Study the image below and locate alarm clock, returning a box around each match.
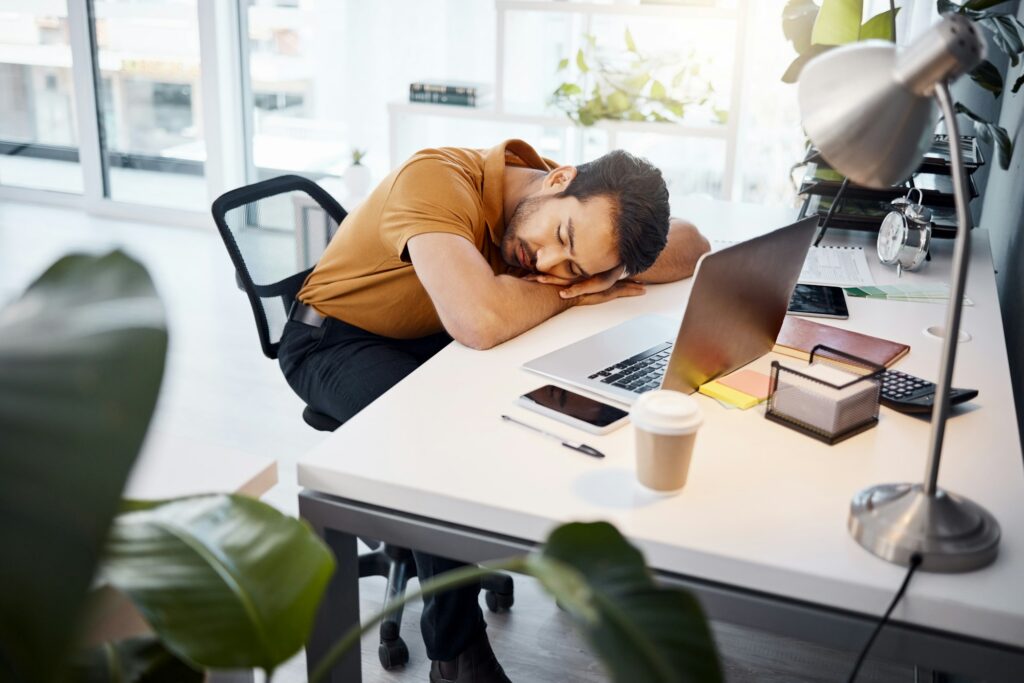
[877,188,932,277]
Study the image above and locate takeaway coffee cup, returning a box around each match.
[630,390,703,493]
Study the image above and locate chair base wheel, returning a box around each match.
[485,589,514,613]
[378,638,409,670]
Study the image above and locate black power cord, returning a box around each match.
[813,177,850,247]
[845,554,924,683]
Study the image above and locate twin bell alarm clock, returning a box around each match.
[877,187,932,276]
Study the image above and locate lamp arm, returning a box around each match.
[923,82,973,496]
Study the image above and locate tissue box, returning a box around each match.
[766,347,883,444]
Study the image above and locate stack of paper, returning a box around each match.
[845,284,973,305]
[800,246,875,287]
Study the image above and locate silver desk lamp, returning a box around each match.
[798,14,1000,572]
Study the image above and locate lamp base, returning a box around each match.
[849,483,1000,572]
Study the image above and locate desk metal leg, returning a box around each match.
[303,509,361,683]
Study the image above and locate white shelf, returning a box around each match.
[388,101,729,140]
[496,0,736,21]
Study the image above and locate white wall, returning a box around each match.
[978,1,1024,440]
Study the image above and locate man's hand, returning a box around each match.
[525,264,628,299]
[569,279,646,306]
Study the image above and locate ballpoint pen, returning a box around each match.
[500,414,605,459]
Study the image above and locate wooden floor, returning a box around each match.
[0,201,939,682]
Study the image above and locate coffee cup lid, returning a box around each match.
[630,390,703,435]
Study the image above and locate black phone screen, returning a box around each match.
[787,284,850,319]
[521,385,629,427]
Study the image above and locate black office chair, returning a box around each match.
[211,174,514,670]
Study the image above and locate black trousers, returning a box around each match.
[278,315,485,662]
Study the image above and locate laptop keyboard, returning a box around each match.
[588,342,673,394]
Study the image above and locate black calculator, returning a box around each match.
[880,369,978,415]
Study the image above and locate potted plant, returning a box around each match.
[343,147,372,198]
[0,252,724,682]
[782,0,1022,169]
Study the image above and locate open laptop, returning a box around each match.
[522,216,819,404]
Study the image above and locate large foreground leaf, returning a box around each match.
[530,523,722,683]
[71,637,202,683]
[102,494,335,675]
[0,252,167,682]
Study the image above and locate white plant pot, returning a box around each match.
[343,164,372,198]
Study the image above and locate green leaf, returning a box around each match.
[982,14,1023,66]
[557,57,569,71]
[0,251,167,683]
[314,522,722,683]
[555,82,583,97]
[625,27,637,52]
[607,91,631,113]
[782,0,820,54]
[102,494,335,674]
[782,44,835,83]
[576,48,589,73]
[955,101,1014,169]
[969,59,1004,97]
[650,79,667,100]
[713,107,729,124]
[859,7,900,41]
[1013,72,1024,93]
[625,73,651,92]
[811,0,864,46]
[71,637,202,683]
[531,523,722,682]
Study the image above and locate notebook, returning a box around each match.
[773,316,910,368]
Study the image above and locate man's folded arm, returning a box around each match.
[407,232,642,350]
[631,218,710,284]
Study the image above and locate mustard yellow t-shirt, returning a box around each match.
[298,139,557,339]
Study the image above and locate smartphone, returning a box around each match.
[787,283,850,319]
[517,385,630,435]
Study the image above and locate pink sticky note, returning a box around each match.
[718,369,771,400]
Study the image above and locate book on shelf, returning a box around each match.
[409,80,493,107]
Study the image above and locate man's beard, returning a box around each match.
[501,195,546,270]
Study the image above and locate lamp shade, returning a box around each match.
[798,15,984,189]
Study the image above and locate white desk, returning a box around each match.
[297,199,1023,681]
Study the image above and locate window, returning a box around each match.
[92,0,207,209]
[0,4,82,193]
[242,0,497,187]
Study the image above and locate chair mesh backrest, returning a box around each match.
[212,175,346,359]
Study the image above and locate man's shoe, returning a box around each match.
[428,632,512,683]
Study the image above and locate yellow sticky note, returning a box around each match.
[699,380,763,410]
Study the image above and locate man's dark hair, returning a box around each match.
[557,149,670,276]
